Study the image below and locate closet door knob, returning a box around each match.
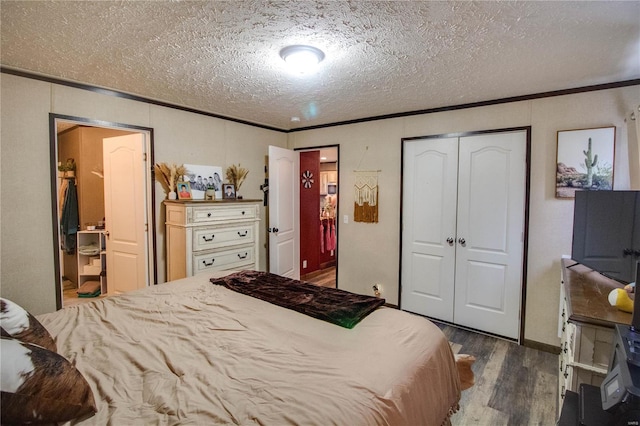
[458,238,466,245]
[446,237,454,245]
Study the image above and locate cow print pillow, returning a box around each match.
[0,337,97,424]
[0,298,56,352]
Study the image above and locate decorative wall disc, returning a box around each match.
[301,170,314,188]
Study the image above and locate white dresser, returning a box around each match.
[557,258,632,410]
[164,200,261,281]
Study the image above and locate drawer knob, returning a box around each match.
[202,259,215,267]
[202,234,215,242]
[238,231,248,237]
[241,211,245,215]
[207,213,212,217]
[238,253,248,260]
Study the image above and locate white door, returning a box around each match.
[454,131,527,339]
[401,137,458,321]
[268,145,300,279]
[401,130,526,340]
[103,134,149,294]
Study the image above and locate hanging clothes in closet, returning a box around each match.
[320,218,336,253]
[60,178,79,254]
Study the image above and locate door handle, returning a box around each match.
[268,227,279,233]
[446,237,454,245]
[458,238,466,245]
[104,231,110,238]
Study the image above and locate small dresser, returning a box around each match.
[557,258,632,410]
[164,200,261,281]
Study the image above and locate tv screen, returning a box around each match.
[571,190,640,284]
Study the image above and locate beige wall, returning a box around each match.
[0,73,286,315]
[1,71,638,346]
[289,85,640,346]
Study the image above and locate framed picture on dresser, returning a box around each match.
[177,181,192,200]
[223,183,236,199]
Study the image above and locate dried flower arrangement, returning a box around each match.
[154,162,186,195]
[225,164,249,192]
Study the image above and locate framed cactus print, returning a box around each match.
[556,126,615,198]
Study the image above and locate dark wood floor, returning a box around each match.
[440,323,558,425]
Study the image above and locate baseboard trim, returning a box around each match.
[523,339,561,355]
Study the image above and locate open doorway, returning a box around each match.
[50,114,156,309]
[298,146,338,289]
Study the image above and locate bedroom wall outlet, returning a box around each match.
[302,260,307,269]
[372,284,382,298]
[344,215,349,224]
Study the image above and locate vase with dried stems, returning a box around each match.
[225,164,249,199]
[154,163,186,200]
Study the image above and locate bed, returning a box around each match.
[3,271,461,425]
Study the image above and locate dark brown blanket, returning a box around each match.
[210,270,386,328]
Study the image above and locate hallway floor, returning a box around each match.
[301,266,336,288]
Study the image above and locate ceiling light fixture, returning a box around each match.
[280,45,325,74]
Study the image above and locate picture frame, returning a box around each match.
[222,183,236,199]
[556,126,615,198]
[183,164,224,200]
[177,181,192,200]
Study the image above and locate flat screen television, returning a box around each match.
[571,190,640,284]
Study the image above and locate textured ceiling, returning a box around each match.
[2,1,639,131]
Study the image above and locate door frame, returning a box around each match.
[399,126,531,342]
[295,144,340,288]
[48,113,156,309]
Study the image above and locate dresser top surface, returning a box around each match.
[562,258,632,328]
[164,199,261,205]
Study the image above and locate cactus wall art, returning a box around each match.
[556,127,615,198]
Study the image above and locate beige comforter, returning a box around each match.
[38,272,460,425]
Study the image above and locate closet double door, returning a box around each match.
[401,130,527,340]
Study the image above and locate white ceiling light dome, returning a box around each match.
[280,45,325,74]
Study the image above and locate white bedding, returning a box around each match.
[38,272,460,425]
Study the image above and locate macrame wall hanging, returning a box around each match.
[354,170,379,223]
[353,146,380,223]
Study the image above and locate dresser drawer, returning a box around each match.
[193,225,255,252]
[191,205,257,223]
[193,246,255,273]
